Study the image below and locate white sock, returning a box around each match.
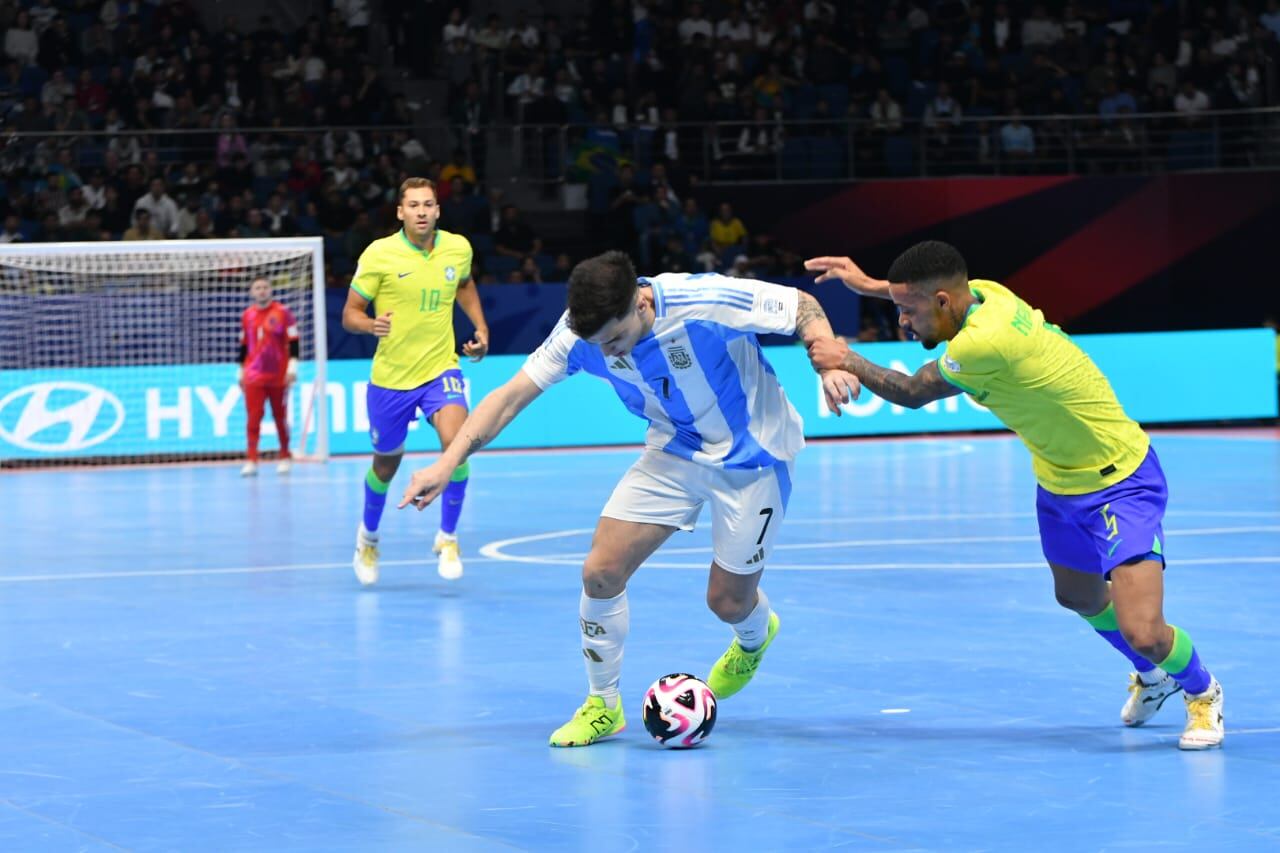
[731,588,771,651]
[580,589,628,707]
[357,524,378,545]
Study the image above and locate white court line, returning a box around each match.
[780,510,1280,525]
[480,525,1280,563]
[5,554,1279,584]
[10,520,1279,584]
[0,557,501,584]
[608,525,1280,557]
[466,556,1280,571]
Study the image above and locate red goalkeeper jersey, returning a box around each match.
[241,301,298,386]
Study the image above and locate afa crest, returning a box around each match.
[667,345,692,369]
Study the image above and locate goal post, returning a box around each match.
[0,237,328,466]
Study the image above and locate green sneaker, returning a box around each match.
[707,612,779,699]
[548,695,626,747]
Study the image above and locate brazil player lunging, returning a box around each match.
[398,251,860,746]
[342,177,489,585]
[807,241,1223,750]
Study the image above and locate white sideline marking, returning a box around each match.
[0,557,501,584]
[479,524,1280,566]
[8,523,1278,584]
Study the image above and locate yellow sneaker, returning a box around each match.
[352,524,379,587]
[548,695,626,747]
[1179,678,1224,750]
[706,611,779,699]
[433,531,463,580]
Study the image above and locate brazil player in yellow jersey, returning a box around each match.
[342,177,489,585]
[806,241,1223,750]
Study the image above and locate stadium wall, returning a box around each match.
[714,172,1280,332]
[323,173,1278,362]
[2,330,1274,462]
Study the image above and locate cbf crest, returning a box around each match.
[444,266,457,282]
[666,345,692,369]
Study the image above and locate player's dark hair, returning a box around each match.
[398,176,437,202]
[566,251,638,338]
[887,241,968,287]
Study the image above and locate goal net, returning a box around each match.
[0,238,328,466]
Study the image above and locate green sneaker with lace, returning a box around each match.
[707,611,779,699]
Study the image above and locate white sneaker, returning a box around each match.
[240,462,258,477]
[1121,670,1182,727]
[433,530,463,580]
[276,458,292,474]
[1179,678,1224,750]
[352,524,380,587]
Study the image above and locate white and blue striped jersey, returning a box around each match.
[521,273,805,470]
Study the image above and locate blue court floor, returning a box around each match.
[2,430,1278,851]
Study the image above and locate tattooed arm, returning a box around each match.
[400,370,544,509]
[808,338,962,409]
[794,290,837,347]
[793,290,865,415]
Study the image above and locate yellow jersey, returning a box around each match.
[937,280,1149,495]
[709,216,747,249]
[350,229,473,390]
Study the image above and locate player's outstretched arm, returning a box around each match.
[804,256,892,299]
[398,370,544,510]
[808,339,960,409]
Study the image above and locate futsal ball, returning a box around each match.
[641,673,717,748]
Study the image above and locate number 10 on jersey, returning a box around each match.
[420,289,441,311]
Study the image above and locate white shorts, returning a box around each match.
[600,450,794,574]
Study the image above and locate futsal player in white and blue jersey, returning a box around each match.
[399,251,860,747]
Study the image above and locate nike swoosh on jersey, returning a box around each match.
[398,271,412,278]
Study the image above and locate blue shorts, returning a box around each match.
[366,369,468,454]
[1036,446,1167,576]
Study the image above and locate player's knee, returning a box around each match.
[706,587,753,623]
[1120,620,1170,660]
[1054,589,1105,614]
[372,456,401,482]
[581,556,628,598]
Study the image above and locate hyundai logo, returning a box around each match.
[0,382,125,452]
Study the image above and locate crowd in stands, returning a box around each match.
[0,0,424,279]
[430,0,1279,276]
[3,1,1279,296]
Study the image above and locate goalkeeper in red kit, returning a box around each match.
[238,275,299,476]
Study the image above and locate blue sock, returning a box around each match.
[440,461,469,535]
[1159,626,1213,695]
[363,468,390,533]
[1081,602,1157,673]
